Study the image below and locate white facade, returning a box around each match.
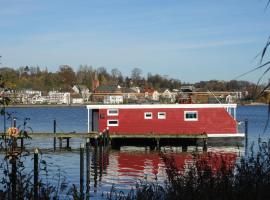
[103,95,123,104]
[72,85,90,102]
[48,91,71,104]
[72,98,84,104]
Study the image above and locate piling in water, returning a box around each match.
[53,119,56,151]
[11,157,17,200]
[34,148,39,200]
[80,143,84,200]
[86,139,90,200]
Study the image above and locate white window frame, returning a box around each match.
[184,111,198,121]
[107,119,119,126]
[144,112,152,119]
[107,109,119,116]
[158,112,166,119]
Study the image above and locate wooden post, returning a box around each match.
[80,143,84,200]
[11,157,17,200]
[156,138,160,150]
[34,148,39,200]
[105,127,109,146]
[53,119,56,151]
[93,143,98,191]
[59,138,62,149]
[203,138,207,152]
[86,139,90,200]
[20,138,24,150]
[66,138,70,149]
[13,118,16,127]
[245,119,248,151]
[99,145,103,180]
[182,145,187,152]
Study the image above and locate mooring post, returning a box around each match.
[80,143,85,200]
[93,142,98,191]
[245,119,248,151]
[66,138,70,149]
[99,144,103,180]
[34,148,39,200]
[59,137,62,149]
[11,157,17,200]
[53,119,56,151]
[86,139,90,200]
[94,135,98,148]
[13,118,16,127]
[156,138,160,150]
[105,127,109,146]
[20,137,24,150]
[182,145,187,152]
[203,138,207,152]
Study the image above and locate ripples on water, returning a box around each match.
[0,105,269,199]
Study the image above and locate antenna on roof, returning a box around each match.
[207,89,222,104]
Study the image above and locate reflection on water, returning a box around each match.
[0,105,267,199]
[85,146,242,199]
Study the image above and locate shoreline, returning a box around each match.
[6,102,268,108]
[7,104,86,108]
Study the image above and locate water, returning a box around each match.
[0,105,269,199]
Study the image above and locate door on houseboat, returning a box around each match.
[92,109,99,132]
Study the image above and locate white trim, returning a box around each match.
[158,112,166,119]
[86,103,237,110]
[107,108,119,116]
[107,119,119,127]
[184,111,198,121]
[144,112,152,119]
[207,133,245,138]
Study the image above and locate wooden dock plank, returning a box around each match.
[1,132,208,139]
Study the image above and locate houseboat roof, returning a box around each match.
[86,103,237,109]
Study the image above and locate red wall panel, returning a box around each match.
[98,108,237,135]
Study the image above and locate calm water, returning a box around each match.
[0,105,269,199]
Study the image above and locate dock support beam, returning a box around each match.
[11,157,17,200]
[80,144,84,200]
[34,149,39,200]
[53,119,56,151]
[245,119,248,153]
[86,139,90,200]
[156,138,160,150]
[203,138,207,152]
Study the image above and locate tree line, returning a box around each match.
[0,65,259,94]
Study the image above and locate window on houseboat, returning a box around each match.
[144,112,152,119]
[184,111,198,121]
[158,112,166,119]
[107,109,119,116]
[107,120,119,126]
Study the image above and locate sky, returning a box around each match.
[1,0,270,83]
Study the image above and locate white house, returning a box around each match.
[48,91,71,104]
[103,95,123,104]
[72,85,90,102]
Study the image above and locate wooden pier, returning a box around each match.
[1,130,244,150]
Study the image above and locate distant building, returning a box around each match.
[72,85,90,102]
[92,85,122,102]
[160,89,175,103]
[103,95,123,104]
[141,88,160,101]
[48,91,71,104]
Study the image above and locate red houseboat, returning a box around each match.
[86,104,244,142]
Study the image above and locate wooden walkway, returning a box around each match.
[1,132,208,139]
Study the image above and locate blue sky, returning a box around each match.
[1,0,270,83]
